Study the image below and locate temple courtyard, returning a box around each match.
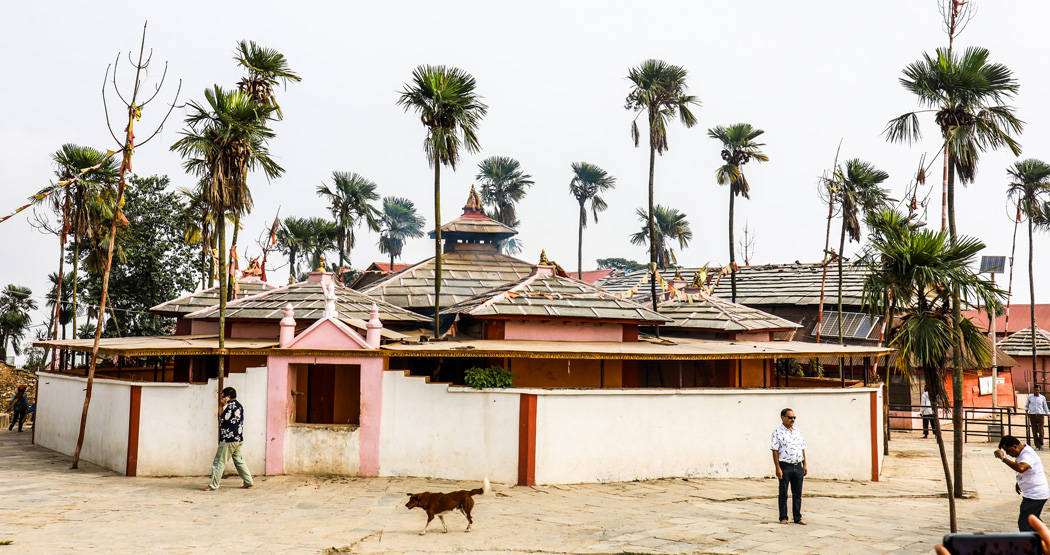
[0,428,1031,554]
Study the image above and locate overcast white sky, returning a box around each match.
[3,1,1049,354]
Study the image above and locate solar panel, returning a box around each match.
[980,256,1006,274]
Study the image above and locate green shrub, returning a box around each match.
[464,365,515,389]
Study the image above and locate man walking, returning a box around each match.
[202,387,254,491]
[920,389,934,439]
[771,408,807,525]
[995,435,1049,532]
[1027,385,1048,450]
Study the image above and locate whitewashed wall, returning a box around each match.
[36,373,131,474]
[533,388,882,484]
[136,367,267,476]
[379,372,520,483]
[285,425,360,475]
[36,368,267,477]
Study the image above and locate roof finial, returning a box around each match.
[674,267,683,280]
[464,185,484,213]
[317,253,326,272]
[539,250,552,266]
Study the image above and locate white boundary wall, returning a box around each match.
[36,373,131,474]
[35,368,268,476]
[379,372,520,483]
[533,388,882,484]
[285,425,360,475]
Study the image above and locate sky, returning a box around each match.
[3,1,1050,361]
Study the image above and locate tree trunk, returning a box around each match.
[226,213,240,302]
[433,154,442,338]
[648,136,658,314]
[578,200,585,280]
[208,231,217,289]
[1006,202,1022,355]
[72,241,80,344]
[838,219,847,346]
[816,192,835,343]
[51,194,69,370]
[932,406,958,532]
[216,214,227,408]
[729,185,737,303]
[1030,214,1038,384]
[947,162,965,498]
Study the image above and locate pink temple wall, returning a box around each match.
[504,320,623,342]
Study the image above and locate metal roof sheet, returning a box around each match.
[998,328,1050,357]
[149,279,280,316]
[363,251,536,309]
[658,294,801,332]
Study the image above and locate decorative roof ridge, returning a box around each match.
[470,273,543,313]
[183,281,295,318]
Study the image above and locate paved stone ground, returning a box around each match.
[0,427,1038,554]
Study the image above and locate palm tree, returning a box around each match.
[276,216,332,282]
[0,285,37,362]
[397,65,487,337]
[629,205,692,271]
[234,40,301,120]
[316,171,381,280]
[862,226,1002,532]
[178,181,220,289]
[708,124,768,302]
[378,196,426,270]
[477,156,533,254]
[833,159,891,344]
[569,162,616,279]
[626,60,699,311]
[171,85,283,403]
[885,46,1022,494]
[45,271,75,368]
[1006,159,1050,371]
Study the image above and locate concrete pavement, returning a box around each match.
[0,427,1038,554]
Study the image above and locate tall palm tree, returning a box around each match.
[276,216,331,282]
[569,162,616,279]
[708,124,768,302]
[378,196,426,270]
[476,156,533,254]
[316,171,381,280]
[629,205,692,271]
[833,159,891,344]
[397,65,487,337]
[885,46,1022,493]
[178,181,222,289]
[626,60,699,311]
[1006,159,1050,371]
[0,285,37,361]
[863,227,1002,532]
[171,85,282,402]
[234,40,301,120]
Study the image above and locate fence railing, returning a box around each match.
[889,404,1030,445]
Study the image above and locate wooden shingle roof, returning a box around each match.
[150,278,280,316]
[362,251,536,310]
[185,279,428,324]
[658,294,801,332]
[443,271,671,324]
[998,328,1050,357]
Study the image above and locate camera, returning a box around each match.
[941,532,1041,555]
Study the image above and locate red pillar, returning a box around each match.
[518,394,537,486]
[126,385,142,477]
[870,390,879,482]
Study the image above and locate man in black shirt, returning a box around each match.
[202,387,255,491]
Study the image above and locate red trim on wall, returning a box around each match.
[518,394,537,486]
[127,386,142,477]
[870,390,879,482]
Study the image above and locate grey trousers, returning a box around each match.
[207,441,254,490]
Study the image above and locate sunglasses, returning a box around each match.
[786,416,796,420]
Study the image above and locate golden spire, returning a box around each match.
[317,254,326,272]
[538,250,552,265]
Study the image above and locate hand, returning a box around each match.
[775,467,783,480]
[803,465,808,477]
[1018,483,1023,495]
[995,449,1005,459]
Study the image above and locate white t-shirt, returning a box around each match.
[1015,445,1050,500]
[771,424,807,464]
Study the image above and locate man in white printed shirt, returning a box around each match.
[995,435,1049,531]
[771,408,807,525]
[1027,385,1048,450]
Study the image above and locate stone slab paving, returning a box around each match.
[0,428,1040,554]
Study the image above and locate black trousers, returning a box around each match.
[778,462,804,522]
[1030,415,1045,449]
[922,414,935,436]
[8,407,26,432]
[1019,497,1047,532]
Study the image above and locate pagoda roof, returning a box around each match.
[150,278,279,317]
[443,270,671,324]
[998,328,1050,357]
[185,275,429,324]
[427,185,518,241]
[658,294,801,332]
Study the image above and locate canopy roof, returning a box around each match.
[36,334,892,361]
[444,269,671,324]
[998,328,1050,357]
[185,275,428,324]
[658,294,800,332]
[428,186,518,242]
[363,251,535,310]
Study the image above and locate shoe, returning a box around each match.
[922,435,928,439]
[200,487,216,491]
[241,483,254,489]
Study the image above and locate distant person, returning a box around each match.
[995,435,1049,532]
[6,384,29,432]
[202,387,254,491]
[920,389,934,439]
[1028,386,1048,450]
[771,408,807,525]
